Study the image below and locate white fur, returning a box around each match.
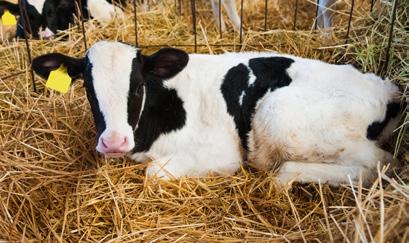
[146,52,398,183]
[143,56,244,178]
[39,27,54,38]
[248,69,256,86]
[87,41,137,153]
[276,162,368,186]
[88,42,399,186]
[239,91,245,106]
[134,85,146,132]
[87,0,124,23]
[27,0,45,14]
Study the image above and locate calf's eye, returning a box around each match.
[135,83,144,97]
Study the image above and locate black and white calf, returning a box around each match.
[32,41,402,186]
[0,0,125,39]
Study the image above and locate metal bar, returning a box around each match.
[382,0,399,76]
[77,0,87,49]
[134,0,139,46]
[345,0,355,44]
[190,0,197,52]
[370,0,375,12]
[314,0,319,29]
[293,0,299,30]
[101,43,342,50]
[0,70,26,81]
[18,0,36,93]
[138,43,280,48]
[264,0,268,31]
[219,0,222,38]
[239,0,244,43]
[20,1,33,36]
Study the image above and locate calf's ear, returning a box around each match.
[32,53,85,81]
[0,1,20,15]
[144,48,189,79]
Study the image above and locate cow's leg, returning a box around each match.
[317,0,335,30]
[146,154,194,179]
[276,146,397,187]
[247,125,291,172]
[317,0,327,28]
[222,0,241,32]
[210,0,226,32]
[338,142,399,180]
[146,153,239,179]
[276,162,372,186]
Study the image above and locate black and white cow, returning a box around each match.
[0,0,125,39]
[32,41,402,186]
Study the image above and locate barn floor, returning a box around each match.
[0,0,408,241]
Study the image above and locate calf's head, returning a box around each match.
[32,41,189,157]
[0,0,79,38]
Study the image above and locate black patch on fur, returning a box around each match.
[81,48,186,154]
[127,56,145,130]
[16,0,42,38]
[83,56,106,140]
[132,77,186,153]
[367,102,401,140]
[221,57,294,150]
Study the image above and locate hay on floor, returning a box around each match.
[0,0,408,241]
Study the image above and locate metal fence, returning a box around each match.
[11,0,403,92]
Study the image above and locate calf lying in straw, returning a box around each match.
[32,41,402,186]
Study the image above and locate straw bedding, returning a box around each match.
[0,0,408,241]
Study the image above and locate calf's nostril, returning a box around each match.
[101,138,109,149]
[120,137,129,147]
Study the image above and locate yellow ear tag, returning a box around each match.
[1,10,17,26]
[46,65,72,93]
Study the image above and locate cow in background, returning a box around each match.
[0,0,125,39]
